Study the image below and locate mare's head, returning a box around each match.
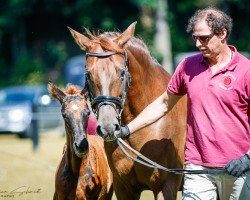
[68,22,137,141]
[48,82,90,157]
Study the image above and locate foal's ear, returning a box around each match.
[48,82,66,103]
[68,27,92,51]
[113,21,137,47]
[81,89,89,100]
[81,89,93,113]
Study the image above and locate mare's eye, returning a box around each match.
[120,70,125,80]
[120,70,125,76]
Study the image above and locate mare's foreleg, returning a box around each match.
[113,179,141,200]
[154,175,181,200]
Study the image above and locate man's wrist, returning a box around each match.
[121,125,131,138]
[245,151,250,160]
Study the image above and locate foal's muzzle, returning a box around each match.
[73,138,89,158]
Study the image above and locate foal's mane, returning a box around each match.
[84,29,159,66]
[64,84,82,96]
[49,84,83,100]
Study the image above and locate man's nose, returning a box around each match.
[195,39,202,48]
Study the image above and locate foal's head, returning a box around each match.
[68,22,137,141]
[48,82,90,158]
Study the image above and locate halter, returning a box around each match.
[84,51,131,122]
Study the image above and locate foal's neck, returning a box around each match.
[65,129,83,175]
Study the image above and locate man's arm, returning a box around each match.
[122,90,182,136]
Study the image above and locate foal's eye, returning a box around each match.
[62,112,67,119]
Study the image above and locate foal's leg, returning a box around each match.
[53,192,58,200]
[113,179,141,200]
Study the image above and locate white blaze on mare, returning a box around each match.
[97,59,114,96]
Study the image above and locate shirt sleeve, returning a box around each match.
[167,59,187,95]
[245,68,250,125]
[245,68,250,99]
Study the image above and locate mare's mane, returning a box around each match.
[84,29,160,67]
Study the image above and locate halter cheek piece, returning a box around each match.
[84,51,131,122]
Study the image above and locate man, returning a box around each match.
[120,7,250,199]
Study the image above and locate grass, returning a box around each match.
[0,128,181,200]
[0,129,64,200]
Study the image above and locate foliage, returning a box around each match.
[10,54,45,85]
[0,0,249,87]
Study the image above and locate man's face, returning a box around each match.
[192,20,221,58]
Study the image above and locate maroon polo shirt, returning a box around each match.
[168,46,250,167]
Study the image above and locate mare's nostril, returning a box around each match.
[115,124,120,131]
[96,125,103,137]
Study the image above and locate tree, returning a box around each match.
[154,0,173,73]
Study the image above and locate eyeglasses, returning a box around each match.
[192,33,214,43]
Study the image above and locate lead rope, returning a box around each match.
[116,138,226,175]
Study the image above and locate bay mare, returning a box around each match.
[49,83,113,200]
[68,22,187,200]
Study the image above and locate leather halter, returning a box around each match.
[84,51,131,122]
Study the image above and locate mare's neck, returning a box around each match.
[123,49,169,121]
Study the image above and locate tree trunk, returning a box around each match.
[154,0,173,74]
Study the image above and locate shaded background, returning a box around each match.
[0,0,249,87]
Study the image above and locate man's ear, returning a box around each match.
[219,28,228,41]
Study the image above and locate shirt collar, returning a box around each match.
[200,45,239,71]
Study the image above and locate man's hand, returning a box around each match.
[225,154,250,177]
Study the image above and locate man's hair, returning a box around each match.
[186,7,233,39]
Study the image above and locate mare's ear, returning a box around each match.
[113,21,137,47]
[68,27,92,51]
[48,81,66,103]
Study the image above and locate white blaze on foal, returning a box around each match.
[72,104,79,111]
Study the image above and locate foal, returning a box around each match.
[49,83,113,200]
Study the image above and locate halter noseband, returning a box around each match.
[84,51,131,122]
